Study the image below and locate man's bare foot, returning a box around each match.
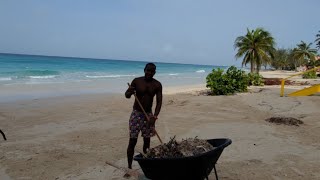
[123,172,131,178]
[123,169,139,178]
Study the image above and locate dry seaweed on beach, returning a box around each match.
[265,117,304,126]
[145,136,215,158]
[263,78,293,85]
[263,78,310,86]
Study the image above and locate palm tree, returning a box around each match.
[293,41,317,70]
[315,31,320,50]
[234,28,276,73]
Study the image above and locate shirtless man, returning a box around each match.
[125,63,162,169]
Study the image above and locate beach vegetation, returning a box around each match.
[293,41,317,70]
[302,70,317,79]
[248,73,264,86]
[206,66,249,95]
[234,28,276,74]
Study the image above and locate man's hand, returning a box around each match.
[148,115,157,127]
[127,86,135,95]
[126,83,136,98]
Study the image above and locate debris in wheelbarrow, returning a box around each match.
[145,136,215,158]
[134,138,232,180]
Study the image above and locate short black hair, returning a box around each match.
[144,63,156,70]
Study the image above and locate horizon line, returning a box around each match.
[0,52,229,67]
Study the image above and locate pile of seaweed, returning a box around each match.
[145,136,215,158]
[265,117,304,126]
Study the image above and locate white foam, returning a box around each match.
[0,77,12,81]
[85,75,135,78]
[169,73,179,76]
[196,70,205,73]
[29,75,57,79]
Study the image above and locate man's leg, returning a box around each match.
[143,137,150,153]
[127,138,138,169]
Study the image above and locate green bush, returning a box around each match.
[206,66,249,95]
[248,73,264,86]
[302,70,317,79]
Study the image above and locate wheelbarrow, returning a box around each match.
[134,138,232,180]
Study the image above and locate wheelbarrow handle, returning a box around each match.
[127,83,163,144]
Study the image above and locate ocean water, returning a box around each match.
[0,53,226,86]
[0,53,227,101]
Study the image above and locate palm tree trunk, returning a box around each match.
[250,61,254,73]
[256,64,260,74]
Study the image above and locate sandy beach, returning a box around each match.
[0,70,319,180]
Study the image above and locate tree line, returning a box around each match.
[234,29,320,73]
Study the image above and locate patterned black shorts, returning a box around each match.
[129,110,155,138]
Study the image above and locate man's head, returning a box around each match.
[144,63,156,81]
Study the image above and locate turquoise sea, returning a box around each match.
[0,53,226,86]
[0,53,227,101]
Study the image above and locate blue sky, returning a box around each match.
[0,0,319,66]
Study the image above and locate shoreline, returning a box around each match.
[0,70,319,103]
[0,82,209,103]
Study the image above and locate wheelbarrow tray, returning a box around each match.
[134,138,232,180]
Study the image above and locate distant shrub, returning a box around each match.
[302,70,317,79]
[206,66,249,95]
[248,73,264,86]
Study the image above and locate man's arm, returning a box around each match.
[125,79,136,98]
[154,83,162,117]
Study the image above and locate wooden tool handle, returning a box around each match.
[0,129,6,141]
